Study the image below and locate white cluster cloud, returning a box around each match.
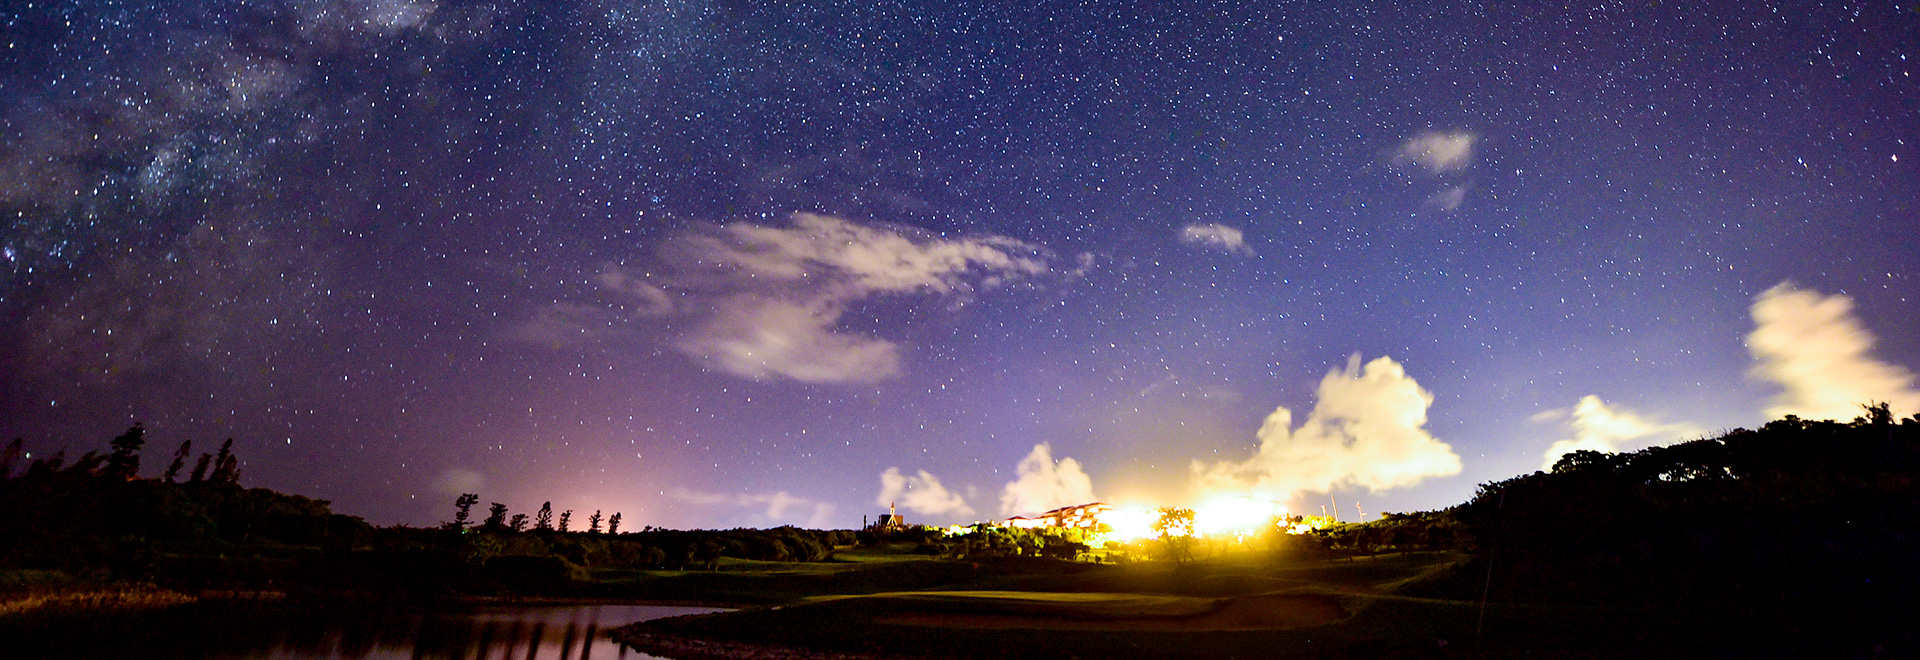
[1000,443,1097,517]
[1179,223,1254,255]
[669,487,836,528]
[518,213,1054,384]
[1191,355,1462,500]
[1395,131,1476,173]
[1748,283,1920,421]
[1536,396,1703,470]
[876,468,975,518]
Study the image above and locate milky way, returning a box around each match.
[4,0,1917,528]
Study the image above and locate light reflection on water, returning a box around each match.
[215,604,724,660]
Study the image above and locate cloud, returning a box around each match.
[677,213,1048,295]
[1423,185,1469,211]
[877,467,975,518]
[1191,355,1462,500]
[669,487,836,528]
[1747,283,1920,421]
[676,295,903,384]
[1394,131,1476,173]
[432,467,485,498]
[516,213,1054,384]
[1539,396,1704,470]
[1000,443,1097,517]
[1179,223,1254,256]
[595,267,676,316]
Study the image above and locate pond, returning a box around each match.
[23,601,726,660]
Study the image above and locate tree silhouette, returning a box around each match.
[588,510,603,533]
[162,439,191,482]
[558,510,572,533]
[1857,401,1893,427]
[484,503,508,530]
[188,453,212,482]
[65,451,105,475]
[1153,507,1197,563]
[509,513,528,531]
[451,493,479,530]
[535,501,553,530]
[607,512,621,534]
[24,449,65,476]
[209,439,240,484]
[1,438,22,479]
[104,424,145,480]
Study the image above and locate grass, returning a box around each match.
[0,569,198,631]
[586,550,1037,604]
[614,548,1873,658]
[609,550,1535,658]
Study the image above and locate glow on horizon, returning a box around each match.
[1192,496,1285,538]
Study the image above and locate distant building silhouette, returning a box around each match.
[871,502,906,531]
[1006,502,1109,530]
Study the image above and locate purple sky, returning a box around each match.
[4,0,1917,529]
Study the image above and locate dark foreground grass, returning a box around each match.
[588,554,1075,604]
[613,551,1906,659]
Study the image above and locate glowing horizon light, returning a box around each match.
[1194,496,1283,538]
[1012,497,1295,545]
[1097,505,1159,541]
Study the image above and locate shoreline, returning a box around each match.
[0,587,197,619]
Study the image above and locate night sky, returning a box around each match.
[4,0,1918,530]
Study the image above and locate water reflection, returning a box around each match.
[222,603,721,660]
[19,601,722,660]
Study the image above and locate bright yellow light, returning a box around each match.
[1193,496,1282,538]
[1095,505,1158,541]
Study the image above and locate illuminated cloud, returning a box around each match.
[669,487,836,528]
[1748,283,1920,421]
[877,467,975,518]
[1538,396,1703,470]
[1000,443,1097,517]
[1395,131,1476,173]
[1191,355,1462,500]
[1179,223,1254,256]
[520,213,1053,384]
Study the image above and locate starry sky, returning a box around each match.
[4,0,1918,530]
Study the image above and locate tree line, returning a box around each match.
[0,427,861,599]
[447,495,623,535]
